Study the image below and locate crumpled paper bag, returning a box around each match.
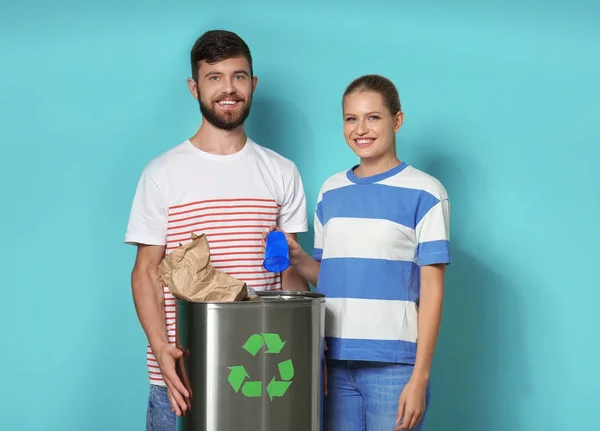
[158,232,257,302]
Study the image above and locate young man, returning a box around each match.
[124,30,309,430]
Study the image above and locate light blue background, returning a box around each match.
[1,1,598,430]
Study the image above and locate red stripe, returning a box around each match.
[211,257,263,263]
[215,264,265,269]
[208,245,262,251]
[167,237,259,250]
[167,229,265,242]
[208,237,262,244]
[168,217,276,231]
[210,251,262,257]
[169,209,278,223]
[252,283,282,289]
[226,272,271,277]
[169,198,278,211]
[168,224,268,234]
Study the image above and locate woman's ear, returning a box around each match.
[394,111,404,133]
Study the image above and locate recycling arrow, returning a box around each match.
[227,366,249,393]
[241,380,262,397]
[227,332,294,400]
[266,359,295,400]
[262,333,286,354]
[267,379,292,400]
[277,359,294,380]
[243,334,265,356]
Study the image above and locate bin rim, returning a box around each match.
[175,290,325,307]
[257,290,325,300]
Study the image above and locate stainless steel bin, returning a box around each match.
[176,291,326,431]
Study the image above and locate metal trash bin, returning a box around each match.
[176,291,326,431]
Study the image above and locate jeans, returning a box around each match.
[146,384,176,431]
[324,359,431,431]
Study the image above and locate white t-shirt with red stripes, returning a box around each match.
[124,138,308,386]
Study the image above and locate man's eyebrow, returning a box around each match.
[204,70,249,78]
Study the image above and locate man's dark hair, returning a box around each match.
[190,30,253,81]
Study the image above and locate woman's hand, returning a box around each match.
[261,226,321,287]
[395,378,427,430]
[261,226,305,265]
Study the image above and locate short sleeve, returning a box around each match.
[124,168,168,246]
[277,164,308,234]
[415,196,451,267]
[312,190,324,262]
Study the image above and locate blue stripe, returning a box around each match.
[326,337,416,364]
[312,248,323,262]
[417,240,452,266]
[319,184,440,229]
[315,201,324,225]
[317,258,420,302]
[415,193,442,226]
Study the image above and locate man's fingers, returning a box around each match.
[170,347,184,359]
[166,387,181,416]
[165,379,188,415]
[177,358,193,399]
[264,226,279,236]
[162,354,189,398]
[168,348,191,396]
[165,368,190,399]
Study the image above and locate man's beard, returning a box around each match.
[198,94,252,131]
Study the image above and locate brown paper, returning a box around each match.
[157,232,250,302]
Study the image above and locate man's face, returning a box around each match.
[190,56,257,131]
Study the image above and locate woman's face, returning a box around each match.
[343,90,403,162]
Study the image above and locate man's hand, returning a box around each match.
[395,378,427,430]
[154,343,191,416]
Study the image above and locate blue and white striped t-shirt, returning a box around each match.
[313,161,452,364]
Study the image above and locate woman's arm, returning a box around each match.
[413,263,446,381]
[396,263,446,430]
[292,249,321,287]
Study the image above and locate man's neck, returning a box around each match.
[189,122,248,155]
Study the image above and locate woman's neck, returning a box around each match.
[354,153,401,178]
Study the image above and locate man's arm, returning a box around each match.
[131,244,168,353]
[131,244,190,415]
[281,233,309,291]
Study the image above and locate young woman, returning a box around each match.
[267,74,451,430]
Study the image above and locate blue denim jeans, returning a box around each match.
[146,384,176,431]
[324,359,431,431]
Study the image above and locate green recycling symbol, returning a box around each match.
[227,333,294,400]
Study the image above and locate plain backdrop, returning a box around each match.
[1,0,599,430]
